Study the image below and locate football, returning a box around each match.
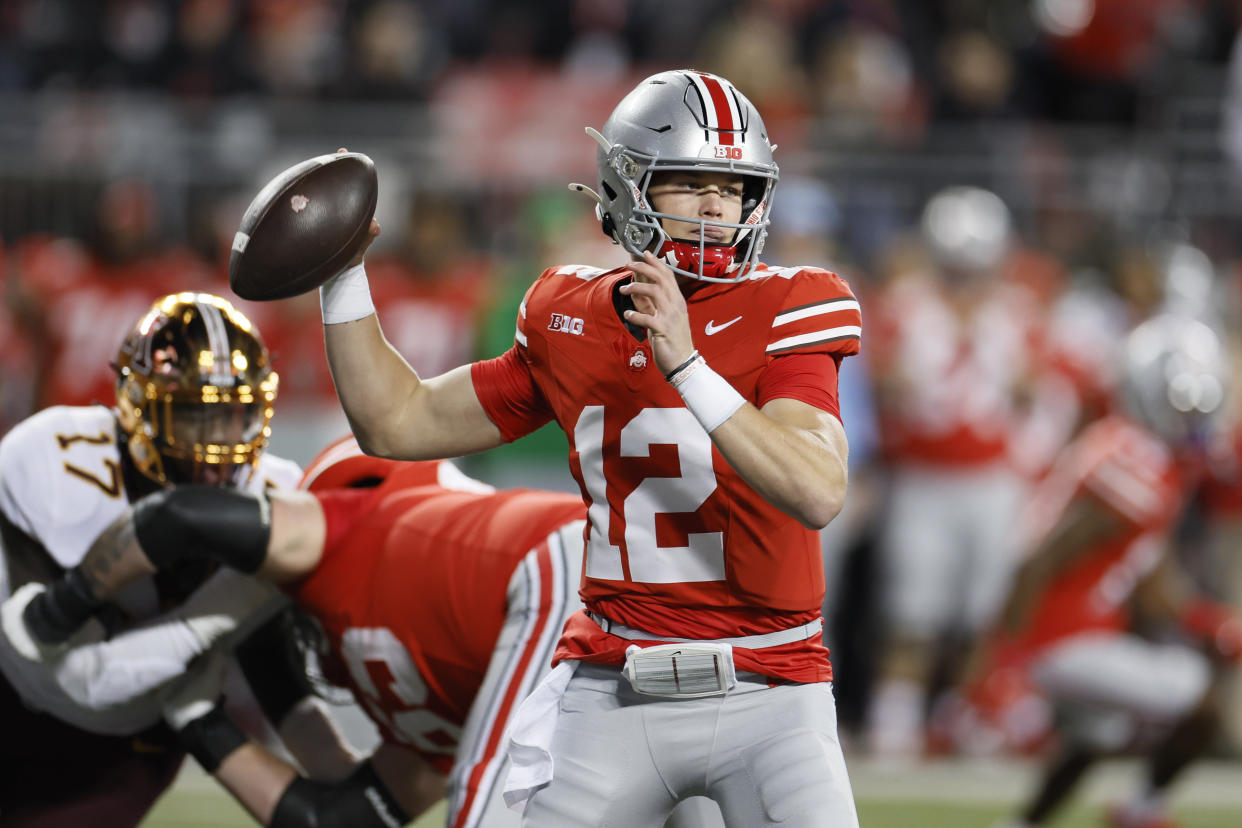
[228,151,378,301]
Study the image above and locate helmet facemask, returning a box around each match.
[115,293,278,488]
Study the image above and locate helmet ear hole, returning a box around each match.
[600,211,617,240]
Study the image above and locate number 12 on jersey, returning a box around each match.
[574,405,726,584]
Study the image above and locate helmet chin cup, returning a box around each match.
[657,239,736,280]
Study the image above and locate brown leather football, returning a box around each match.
[228,151,378,301]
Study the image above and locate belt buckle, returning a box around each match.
[622,642,737,698]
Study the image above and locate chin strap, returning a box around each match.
[657,239,737,280]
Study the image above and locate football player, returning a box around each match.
[9,435,724,828]
[987,314,1242,828]
[0,292,345,827]
[316,69,861,826]
[865,186,1040,758]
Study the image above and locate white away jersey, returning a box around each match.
[0,404,300,735]
[0,404,300,589]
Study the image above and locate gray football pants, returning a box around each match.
[521,663,859,827]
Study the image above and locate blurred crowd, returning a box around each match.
[5,0,1242,776]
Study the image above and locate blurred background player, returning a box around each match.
[9,435,724,828]
[865,186,1045,758]
[984,314,1242,828]
[0,291,342,827]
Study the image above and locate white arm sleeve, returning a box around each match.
[53,569,287,709]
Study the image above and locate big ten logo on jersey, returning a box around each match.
[713,146,742,160]
[549,313,585,335]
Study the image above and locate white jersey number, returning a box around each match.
[574,406,725,583]
[340,627,462,756]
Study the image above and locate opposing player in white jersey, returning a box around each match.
[0,292,321,827]
[316,70,861,827]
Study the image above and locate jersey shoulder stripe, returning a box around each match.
[761,266,862,357]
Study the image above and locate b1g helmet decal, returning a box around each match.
[114,292,278,487]
[570,70,779,283]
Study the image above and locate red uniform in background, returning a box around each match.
[1014,415,1185,655]
[12,236,213,408]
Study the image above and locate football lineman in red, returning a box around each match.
[317,69,861,827]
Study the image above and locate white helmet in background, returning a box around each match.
[1118,314,1229,448]
[920,185,1013,272]
[1156,241,1217,319]
[573,69,779,283]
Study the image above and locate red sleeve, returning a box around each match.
[755,352,841,421]
[471,346,555,442]
[312,488,380,558]
[767,269,862,359]
[1080,425,1180,530]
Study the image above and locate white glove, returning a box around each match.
[162,651,229,732]
[1,583,66,663]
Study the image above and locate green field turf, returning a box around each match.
[139,758,1242,827]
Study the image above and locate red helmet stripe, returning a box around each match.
[692,72,736,145]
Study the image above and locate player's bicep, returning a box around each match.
[760,396,848,466]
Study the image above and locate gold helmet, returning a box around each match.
[114,292,278,487]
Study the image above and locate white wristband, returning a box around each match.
[319,264,375,324]
[672,355,745,433]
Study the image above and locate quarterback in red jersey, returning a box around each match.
[317,70,860,827]
[986,315,1242,828]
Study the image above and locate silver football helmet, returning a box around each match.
[920,186,1012,273]
[571,70,779,283]
[1118,314,1229,448]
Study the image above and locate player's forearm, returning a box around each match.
[323,314,426,456]
[323,321,505,460]
[710,403,848,530]
[214,742,300,825]
[22,488,297,647]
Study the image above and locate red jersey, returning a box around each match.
[472,262,862,683]
[870,274,1040,468]
[14,238,214,407]
[288,454,585,772]
[1016,415,1185,652]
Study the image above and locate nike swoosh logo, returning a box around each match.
[705,316,742,335]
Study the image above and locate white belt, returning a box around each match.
[588,611,823,649]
